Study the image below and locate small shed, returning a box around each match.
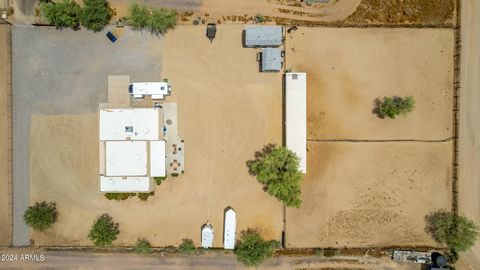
[261,48,282,72]
[201,223,214,248]
[223,208,237,250]
[244,26,283,47]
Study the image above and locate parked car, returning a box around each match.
[106,31,117,43]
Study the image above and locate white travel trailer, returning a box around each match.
[201,223,214,248]
[128,82,171,99]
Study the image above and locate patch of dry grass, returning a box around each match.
[346,0,455,25]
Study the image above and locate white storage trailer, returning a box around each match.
[223,208,237,249]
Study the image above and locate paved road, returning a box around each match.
[458,0,480,268]
[0,251,418,270]
[12,26,163,246]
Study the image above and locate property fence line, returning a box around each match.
[451,0,461,215]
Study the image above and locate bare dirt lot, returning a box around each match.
[285,28,454,248]
[286,27,454,141]
[29,25,284,247]
[286,142,453,248]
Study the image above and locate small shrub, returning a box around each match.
[445,249,459,264]
[88,213,120,246]
[171,173,179,177]
[255,14,265,23]
[105,192,136,201]
[314,248,324,256]
[148,8,177,34]
[154,176,166,185]
[324,248,340,257]
[40,0,82,29]
[374,96,415,119]
[138,191,155,201]
[128,3,149,29]
[193,17,200,25]
[235,228,278,266]
[179,238,196,254]
[23,201,58,232]
[80,0,113,32]
[135,238,152,253]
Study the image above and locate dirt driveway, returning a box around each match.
[29,25,284,247]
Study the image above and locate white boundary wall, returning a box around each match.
[100,177,152,192]
[285,73,307,173]
[150,141,166,177]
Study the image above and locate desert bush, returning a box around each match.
[128,4,177,34]
[138,191,155,201]
[234,228,279,266]
[23,201,58,232]
[88,213,120,246]
[425,210,479,252]
[255,14,265,23]
[179,238,196,254]
[40,0,82,29]
[80,0,113,32]
[374,96,415,119]
[105,192,136,201]
[247,144,302,207]
[154,176,166,185]
[135,238,152,253]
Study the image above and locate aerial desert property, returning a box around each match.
[2,0,479,269]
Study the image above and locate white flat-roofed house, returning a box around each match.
[285,73,307,174]
[99,108,164,193]
[99,109,160,141]
[106,141,147,176]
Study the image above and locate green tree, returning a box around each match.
[374,96,415,119]
[128,3,150,29]
[248,144,303,207]
[179,238,195,254]
[88,213,120,246]
[23,201,58,232]
[40,0,82,29]
[80,0,113,32]
[147,8,177,34]
[425,210,479,252]
[135,238,152,253]
[235,228,279,266]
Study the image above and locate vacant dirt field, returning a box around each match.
[286,27,454,141]
[287,142,452,248]
[29,25,283,247]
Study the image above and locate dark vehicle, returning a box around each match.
[206,23,216,42]
[106,31,117,43]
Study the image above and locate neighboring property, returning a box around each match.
[261,48,282,72]
[285,73,307,174]
[244,25,283,47]
[99,108,166,193]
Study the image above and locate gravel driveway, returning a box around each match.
[12,25,163,246]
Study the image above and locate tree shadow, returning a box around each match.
[372,97,385,119]
[245,143,277,176]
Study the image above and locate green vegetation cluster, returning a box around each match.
[40,0,113,31]
[374,96,415,119]
[179,238,196,254]
[88,213,120,246]
[426,211,479,253]
[128,4,177,34]
[248,144,303,207]
[23,201,58,232]
[234,228,279,266]
[135,238,152,253]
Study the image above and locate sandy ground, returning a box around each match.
[29,25,283,247]
[458,0,480,269]
[287,142,453,248]
[0,24,11,246]
[286,27,454,141]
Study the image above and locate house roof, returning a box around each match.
[261,48,282,72]
[245,25,283,47]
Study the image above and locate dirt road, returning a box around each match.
[0,250,419,270]
[458,0,480,268]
